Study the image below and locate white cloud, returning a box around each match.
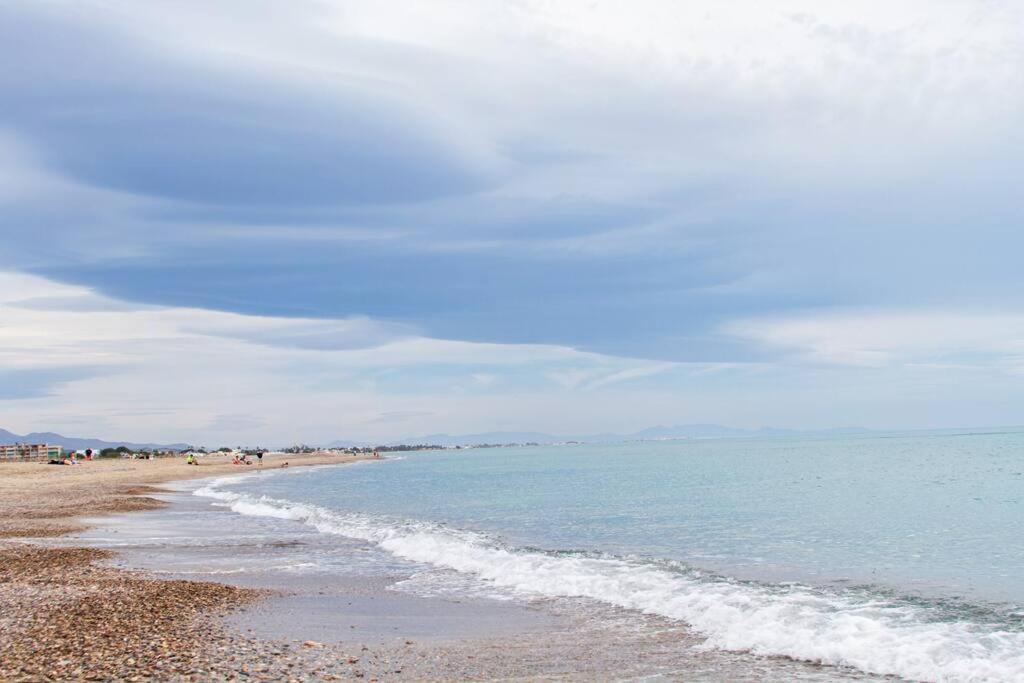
[471,373,497,387]
[331,0,1024,190]
[0,271,694,443]
[44,0,1024,203]
[726,309,1024,369]
[546,362,678,390]
[6,275,1024,440]
[546,367,607,390]
[586,363,677,389]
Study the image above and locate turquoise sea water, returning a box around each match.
[196,432,1024,681]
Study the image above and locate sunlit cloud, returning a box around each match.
[725,310,1024,370]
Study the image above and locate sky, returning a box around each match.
[1,0,1023,446]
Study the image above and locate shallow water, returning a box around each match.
[69,485,883,681]
[257,433,1024,600]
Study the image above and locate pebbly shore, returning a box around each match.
[0,453,376,681]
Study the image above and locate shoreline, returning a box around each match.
[1,452,886,681]
[0,452,373,680]
[0,451,367,539]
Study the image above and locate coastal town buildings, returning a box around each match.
[0,443,64,460]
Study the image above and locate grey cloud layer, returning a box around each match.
[2,1,1023,363]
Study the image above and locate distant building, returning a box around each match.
[0,443,64,460]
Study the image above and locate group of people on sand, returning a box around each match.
[227,451,286,467]
[230,451,264,466]
[185,451,286,468]
[47,448,97,465]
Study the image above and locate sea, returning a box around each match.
[94,431,1024,681]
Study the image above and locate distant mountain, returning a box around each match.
[630,423,750,439]
[400,431,559,447]
[325,424,873,448]
[629,424,873,440]
[325,432,560,448]
[0,428,190,452]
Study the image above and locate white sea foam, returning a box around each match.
[194,484,1024,682]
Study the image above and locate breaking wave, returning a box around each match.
[195,479,1024,682]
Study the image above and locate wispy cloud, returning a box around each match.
[471,373,498,387]
[586,363,677,389]
[0,272,704,442]
[366,411,435,424]
[725,310,1024,370]
[547,363,678,390]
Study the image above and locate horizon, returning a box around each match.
[6,421,1024,452]
[3,1,1024,444]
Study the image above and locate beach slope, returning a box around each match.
[0,452,364,680]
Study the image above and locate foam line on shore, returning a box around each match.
[193,483,1024,682]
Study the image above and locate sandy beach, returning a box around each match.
[0,452,363,539]
[0,452,371,680]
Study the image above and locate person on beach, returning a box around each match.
[186,453,196,465]
[256,451,263,468]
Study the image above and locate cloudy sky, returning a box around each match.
[2,0,1023,445]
